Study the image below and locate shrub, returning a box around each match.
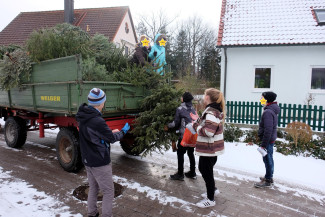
[277,129,286,138]
[274,140,291,155]
[224,123,243,142]
[308,134,325,160]
[244,127,260,145]
[285,122,313,150]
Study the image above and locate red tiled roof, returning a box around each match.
[0,6,137,46]
[217,0,325,47]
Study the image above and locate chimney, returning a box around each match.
[64,0,74,24]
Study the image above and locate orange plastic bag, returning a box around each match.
[181,128,198,147]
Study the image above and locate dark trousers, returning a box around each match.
[199,156,218,201]
[177,139,195,174]
[263,143,274,180]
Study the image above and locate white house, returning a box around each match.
[217,0,325,107]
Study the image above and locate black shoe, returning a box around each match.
[254,179,272,188]
[88,213,99,217]
[259,177,274,183]
[185,171,197,179]
[169,173,184,181]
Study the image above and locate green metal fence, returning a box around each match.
[226,101,325,131]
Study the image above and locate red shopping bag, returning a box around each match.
[181,128,198,147]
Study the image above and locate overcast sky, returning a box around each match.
[0,0,222,33]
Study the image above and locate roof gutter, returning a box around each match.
[216,43,325,49]
[223,48,228,100]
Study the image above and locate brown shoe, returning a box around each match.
[259,177,274,183]
[254,179,272,188]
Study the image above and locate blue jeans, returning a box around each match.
[263,143,274,180]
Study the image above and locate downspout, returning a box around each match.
[223,47,228,99]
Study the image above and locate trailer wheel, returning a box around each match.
[4,117,27,148]
[56,128,83,172]
[120,133,143,156]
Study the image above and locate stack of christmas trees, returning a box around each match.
[0,23,183,156]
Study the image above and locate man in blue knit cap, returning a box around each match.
[76,88,130,217]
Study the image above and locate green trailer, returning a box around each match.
[0,55,146,172]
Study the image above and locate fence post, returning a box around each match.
[250,102,254,124]
[307,105,312,126]
[278,103,282,127]
[238,101,242,123]
[282,103,287,127]
[246,101,250,124]
[258,103,263,123]
[297,104,301,122]
[226,101,229,122]
[292,104,296,122]
[287,104,292,124]
[302,105,307,123]
[254,102,258,124]
[312,105,318,131]
[230,101,234,123]
[319,106,324,132]
[242,101,246,123]
[234,101,238,123]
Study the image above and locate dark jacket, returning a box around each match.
[76,103,124,167]
[130,46,151,66]
[258,102,281,148]
[168,102,196,138]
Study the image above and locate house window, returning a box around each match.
[125,22,129,33]
[255,68,271,88]
[311,68,325,90]
[314,9,325,25]
[125,46,129,55]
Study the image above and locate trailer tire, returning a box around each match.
[4,117,27,148]
[120,133,143,156]
[56,128,83,172]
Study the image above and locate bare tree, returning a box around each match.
[183,15,215,75]
[136,9,178,41]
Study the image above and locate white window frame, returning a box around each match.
[251,65,274,93]
[309,65,325,94]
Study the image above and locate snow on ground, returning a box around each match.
[111,141,325,194]
[0,167,82,217]
[0,117,324,215]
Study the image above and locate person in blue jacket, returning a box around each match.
[148,33,167,75]
[254,91,280,188]
[76,88,130,217]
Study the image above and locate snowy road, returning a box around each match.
[0,122,324,216]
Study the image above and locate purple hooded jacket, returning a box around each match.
[258,103,281,148]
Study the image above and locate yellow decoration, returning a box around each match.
[159,38,167,46]
[141,38,150,47]
[260,97,267,105]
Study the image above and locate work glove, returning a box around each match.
[121,123,130,135]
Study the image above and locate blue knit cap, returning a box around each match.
[88,88,106,106]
